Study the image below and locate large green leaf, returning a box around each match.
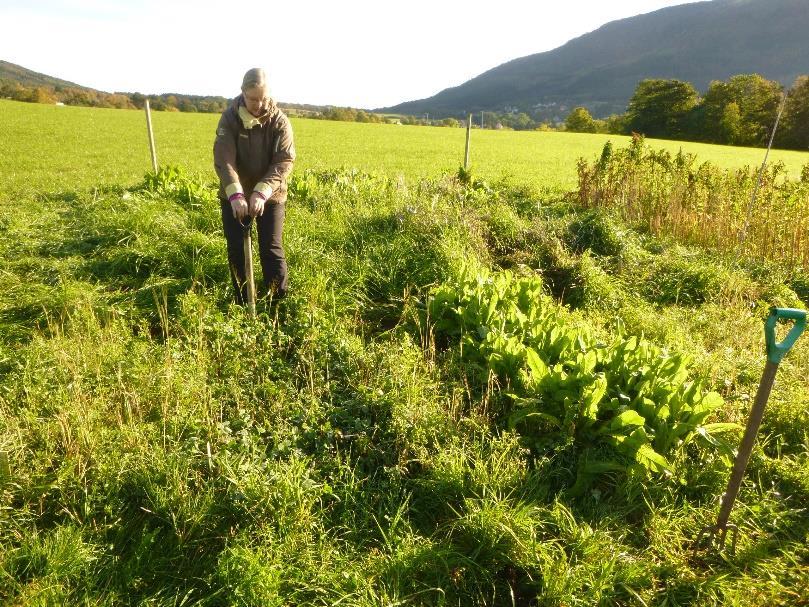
[613,428,671,473]
[580,374,608,425]
[692,391,724,416]
[580,350,598,374]
[600,410,647,435]
[634,443,671,474]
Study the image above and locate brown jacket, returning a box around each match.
[213,95,295,203]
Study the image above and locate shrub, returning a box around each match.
[565,210,625,257]
[641,257,727,306]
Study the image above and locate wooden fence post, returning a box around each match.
[145,99,158,172]
[464,114,472,170]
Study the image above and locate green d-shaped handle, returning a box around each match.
[766,307,807,364]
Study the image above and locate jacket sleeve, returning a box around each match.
[213,112,243,198]
[253,112,295,200]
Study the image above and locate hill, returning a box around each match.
[0,59,87,90]
[0,60,339,115]
[380,0,809,121]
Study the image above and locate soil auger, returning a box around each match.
[695,307,806,554]
[242,219,257,317]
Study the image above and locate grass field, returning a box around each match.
[1,99,808,606]
[3,99,809,196]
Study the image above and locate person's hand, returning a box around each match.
[249,191,266,217]
[230,194,249,222]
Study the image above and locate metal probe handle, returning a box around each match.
[242,221,257,317]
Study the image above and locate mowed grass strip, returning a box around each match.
[3,99,809,197]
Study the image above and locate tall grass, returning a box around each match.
[577,136,809,269]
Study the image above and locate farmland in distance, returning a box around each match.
[3,99,809,195]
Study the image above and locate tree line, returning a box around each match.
[0,79,403,124]
[0,80,229,113]
[0,80,406,125]
[564,74,809,150]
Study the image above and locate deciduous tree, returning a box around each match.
[718,102,742,145]
[565,107,597,133]
[626,79,699,139]
[702,74,781,146]
[778,76,809,150]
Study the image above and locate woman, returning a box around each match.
[214,68,295,304]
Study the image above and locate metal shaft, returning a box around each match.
[243,225,256,317]
[716,360,779,528]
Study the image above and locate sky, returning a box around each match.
[1,0,702,109]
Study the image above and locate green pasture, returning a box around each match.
[2,99,808,198]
